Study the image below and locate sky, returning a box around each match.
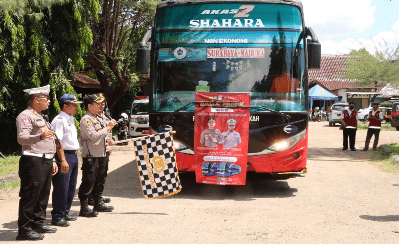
[300,0,399,55]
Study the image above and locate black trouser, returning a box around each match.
[364,128,381,149]
[343,128,357,149]
[78,156,107,201]
[88,152,110,202]
[18,155,53,233]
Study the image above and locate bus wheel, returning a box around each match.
[333,123,336,126]
[329,122,332,126]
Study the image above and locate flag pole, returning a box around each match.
[114,131,176,145]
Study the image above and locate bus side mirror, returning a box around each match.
[308,41,321,69]
[306,27,321,69]
[136,29,152,74]
[136,46,150,74]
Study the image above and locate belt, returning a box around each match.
[64,150,78,154]
[23,151,54,159]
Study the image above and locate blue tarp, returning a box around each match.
[309,84,338,109]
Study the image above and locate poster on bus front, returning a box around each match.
[194,92,250,185]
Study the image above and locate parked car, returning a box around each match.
[357,107,373,121]
[390,102,399,130]
[329,103,349,126]
[380,106,392,122]
[128,96,150,137]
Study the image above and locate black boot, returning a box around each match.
[79,199,98,217]
[93,197,114,212]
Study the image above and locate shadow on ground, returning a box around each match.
[0,221,18,242]
[307,147,375,162]
[98,161,298,201]
[360,215,399,222]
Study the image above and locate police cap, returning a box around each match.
[59,93,82,105]
[23,85,50,97]
[227,119,236,126]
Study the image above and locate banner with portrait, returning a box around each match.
[194,92,250,185]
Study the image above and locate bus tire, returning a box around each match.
[329,122,333,126]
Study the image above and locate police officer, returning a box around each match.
[78,94,117,217]
[222,119,241,148]
[16,85,63,240]
[362,103,384,151]
[50,94,82,227]
[340,101,359,151]
[88,94,114,206]
[200,118,223,148]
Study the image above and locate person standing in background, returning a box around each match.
[340,101,359,151]
[362,103,384,151]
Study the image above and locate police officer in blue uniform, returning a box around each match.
[50,94,82,227]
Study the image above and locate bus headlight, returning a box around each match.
[268,130,306,152]
[173,140,188,151]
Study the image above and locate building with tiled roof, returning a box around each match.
[308,55,385,109]
[70,71,103,94]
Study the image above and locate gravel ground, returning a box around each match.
[1,122,399,243]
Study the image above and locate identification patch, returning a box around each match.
[86,120,92,126]
[40,127,46,132]
[22,119,29,126]
[56,121,63,129]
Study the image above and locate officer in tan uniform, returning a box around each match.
[222,119,241,148]
[200,118,223,148]
[78,94,117,217]
[16,85,65,241]
[88,94,114,206]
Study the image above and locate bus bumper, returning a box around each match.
[175,131,308,174]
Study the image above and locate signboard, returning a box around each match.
[194,92,250,185]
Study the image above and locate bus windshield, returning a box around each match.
[153,3,305,112]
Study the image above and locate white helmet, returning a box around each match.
[121,113,128,120]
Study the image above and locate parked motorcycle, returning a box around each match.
[117,112,129,145]
[312,107,322,122]
[320,108,328,121]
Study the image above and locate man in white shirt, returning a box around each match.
[362,103,384,151]
[51,94,82,227]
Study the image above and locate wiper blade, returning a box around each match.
[254,106,291,121]
[165,102,195,121]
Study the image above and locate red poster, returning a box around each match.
[194,92,250,185]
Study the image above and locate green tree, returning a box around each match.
[88,0,160,110]
[343,44,399,87]
[0,0,100,153]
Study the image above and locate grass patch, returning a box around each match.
[0,155,20,176]
[369,143,399,174]
[357,121,396,131]
[0,180,20,191]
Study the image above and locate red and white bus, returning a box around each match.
[136,0,321,181]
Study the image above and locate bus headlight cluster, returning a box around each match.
[173,140,188,151]
[268,130,306,152]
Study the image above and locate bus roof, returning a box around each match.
[158,0,303,9]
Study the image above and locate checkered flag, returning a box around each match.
[134,132,182,198]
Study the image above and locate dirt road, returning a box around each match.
[1,122,399,243]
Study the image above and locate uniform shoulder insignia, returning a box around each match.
[86,120,92,126]
[22,118,29,126]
